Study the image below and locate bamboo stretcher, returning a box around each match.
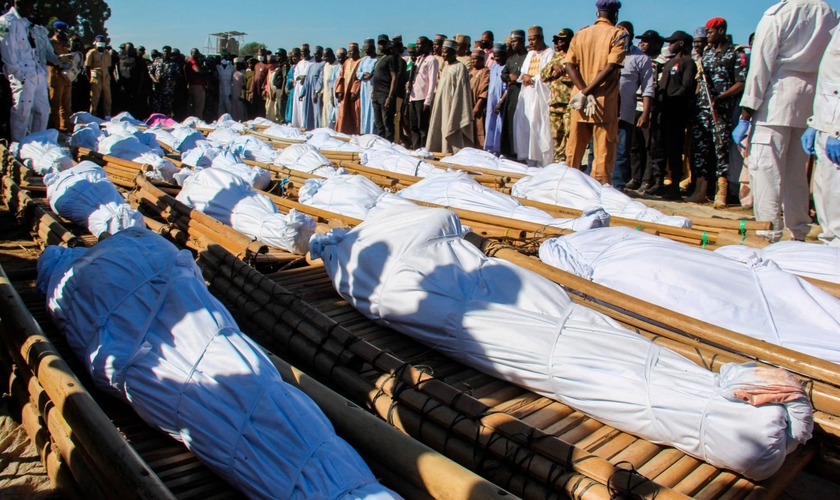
[0,147,505,500]
[133,189,827,500]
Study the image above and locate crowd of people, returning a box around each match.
[2,0,840,245]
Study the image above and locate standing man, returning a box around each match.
[470,48,490,147]
[658,31,698,199]
[370,35,399,141]
[736,0,838,241]
[303,45,325,130]
[629,30,665,193]
[48,21,71,133]
[184,48,207,118]
[272,49,290,123]
[217,54,234,117]
[250,48,268,118]
[455,34,472,69]
[804,19,840,245]
[0,1,54,141]
[693,28,708,61]
[390,35,408,144]
[149,46,179,117]
[284,49,299,124]
[613,22,655,191]
[408,36,437,149]
[291,44,313,128]
[70,36,89,113]
[336,43,362,134]
[480,31,496,68]
[432,34,447,80]
[356,39,378,135]
[688,18,747,205]
[263,54,280,122]
[230,58,246,121]
[514,26,555,166]
[541,29,573,163]
[426,39,473,153]
[500,29,527,158]
[86,35,112,118]
[565,0,627,184]
[320,48,340,129]
[485,43,508,154]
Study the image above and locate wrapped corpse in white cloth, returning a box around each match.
[440,147,542,176]
[299,175,413,220]
[539,227,840,364]
[310,205,812,481]
[716,241,840,285]
[97,129,179,183]
[512,163,692,228]
[11,130,73,175]
[397,171,610,231]
[360,150,440,178]
[44,161,145,238]
[176,168,315,254]
[36,229,399,500]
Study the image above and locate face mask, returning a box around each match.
[221,59,228,65]
[96,42,106,50]
[258,56,265,62]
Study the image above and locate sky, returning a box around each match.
[105,0,840,53]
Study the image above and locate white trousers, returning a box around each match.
[813,131,840,246]
[747,124,811,242]
[10,72,49,142]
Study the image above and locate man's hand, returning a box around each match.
[569,92,586,111]
[424,103,430,114]
[299,94,304,102]
[521,74,534,87]
[336,91,344,102]
[385,97,391,109]
[363,72,371,80]
[313,93,319,104]
[801,128,817,155]
[732,119,750,150]
[509,73,519,84]
[351,92,358,101]
[494,101,503,114]
[827,136,840,165]
[583,95,597,118]
[636,113,650,129]
[551,63,564,78]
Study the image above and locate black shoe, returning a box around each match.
[640,182,665,196]
[625,179,641,191]
[636,182,653,193]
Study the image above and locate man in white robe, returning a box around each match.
[513,26,555,166]
[291,44,313,128]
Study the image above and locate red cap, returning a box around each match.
[705,17,727,29]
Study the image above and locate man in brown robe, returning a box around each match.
[469,48,490,148]
[336,42,362,135]
[455,34,472,69]
[249,48,269,118]
[426,40,474,153]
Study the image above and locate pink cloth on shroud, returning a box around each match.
[145,114,178,128]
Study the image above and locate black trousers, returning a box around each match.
[630,110,649,184]
[372,94,395,142]
[408,100,430,150]
[661,108,688,185]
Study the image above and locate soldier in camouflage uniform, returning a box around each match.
[688,17,746,204]
[541,28,574,163]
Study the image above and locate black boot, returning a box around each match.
[625,179,641,191]
[640,180,665,196]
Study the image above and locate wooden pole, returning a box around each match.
[0,264,175,500]
[266,351,515,500]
